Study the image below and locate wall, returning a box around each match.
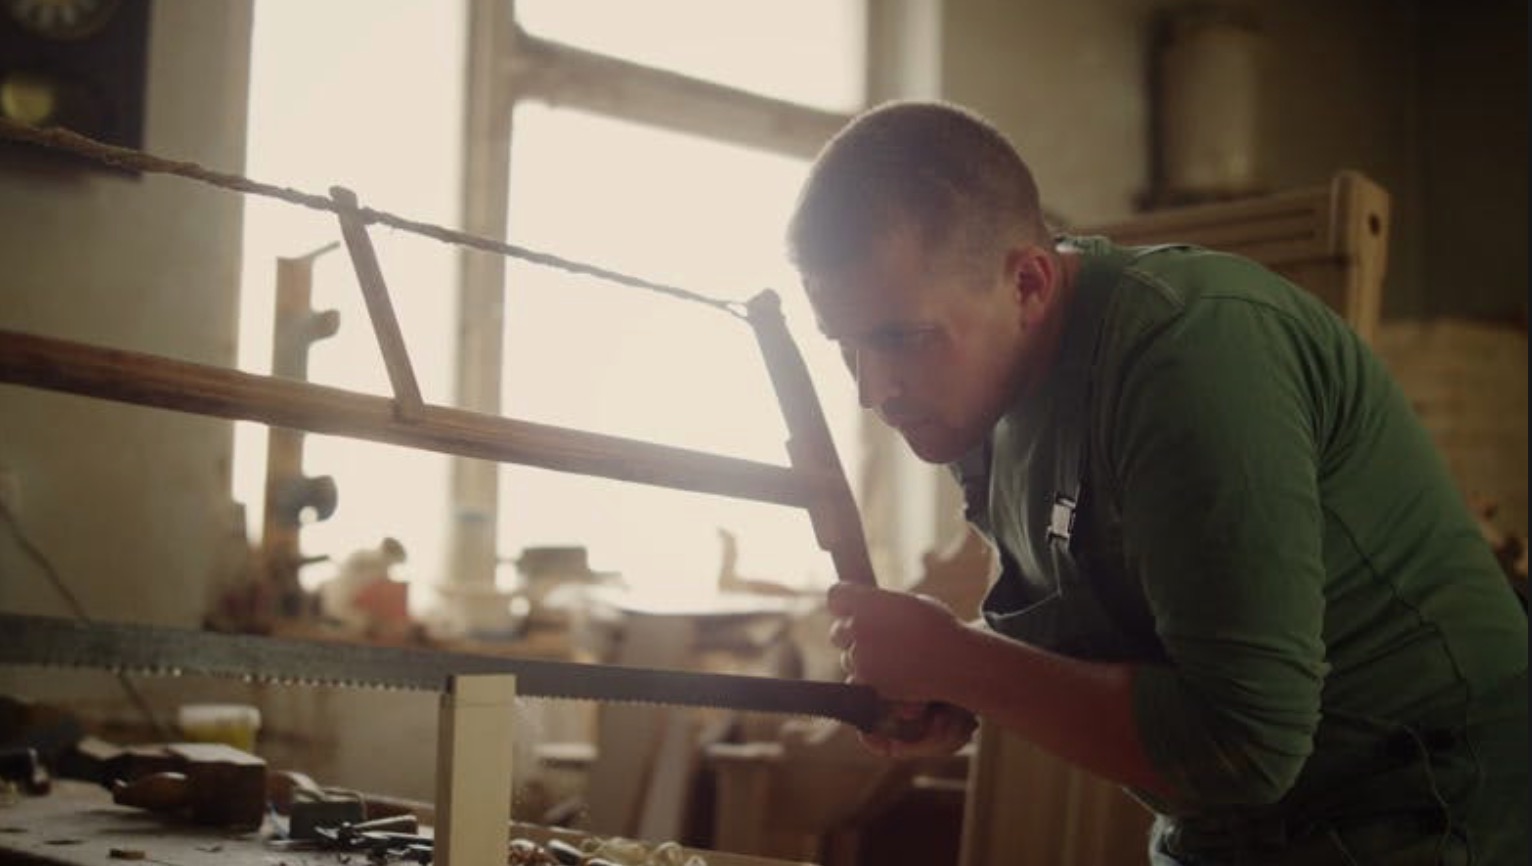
[0,0,268,765]
[0,0,457,802]
[1420,0,1528,321]
[0,2,251,628]
[938,0,1526,323]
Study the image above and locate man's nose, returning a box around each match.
[853,350,900,410]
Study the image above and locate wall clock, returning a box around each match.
[6,0,123,40]
[0,0,149,171]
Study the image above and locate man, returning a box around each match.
[789,101,1527,864]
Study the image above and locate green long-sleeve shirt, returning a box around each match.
[978,237,1526,856]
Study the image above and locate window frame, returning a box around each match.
[445,0,862,588]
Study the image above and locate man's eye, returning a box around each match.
[875,330,933,351]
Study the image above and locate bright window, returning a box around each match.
[236,1,865,604]
[234,1,465,589]
[498,105,860,597]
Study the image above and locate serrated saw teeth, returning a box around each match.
[0,613,885,732]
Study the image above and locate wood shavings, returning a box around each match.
[506,835,708,866]
[580,837,707,866]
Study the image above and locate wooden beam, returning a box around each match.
[0,329,816,508]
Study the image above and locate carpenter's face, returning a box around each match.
[805,226,1028,464]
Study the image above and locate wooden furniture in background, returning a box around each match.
[959,171,1392,866]
[1376,318,1529,595]
[1086,170,1390,344]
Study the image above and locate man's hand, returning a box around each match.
[826,582,978,755]
[826,582,1170,796]
[863,700,978,758]
[827,582,969,700]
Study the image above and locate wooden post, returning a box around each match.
[262,244,340,612]
[435,674,517,866]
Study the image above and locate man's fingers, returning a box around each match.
[857,730,896,757]
[828,616,855,649]
[825,581,873,615]
[859,723,962,759]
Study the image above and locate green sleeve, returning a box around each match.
[1109,295,1331,809]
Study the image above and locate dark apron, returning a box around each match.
[970,242,1165,663]
[960,242,1499,865]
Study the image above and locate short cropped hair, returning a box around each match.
[787,101,1047,278]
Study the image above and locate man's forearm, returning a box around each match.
[939,625,1172,797]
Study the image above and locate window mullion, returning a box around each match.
[512,28,850,160]
[448,0,518,591]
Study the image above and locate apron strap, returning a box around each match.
[1048,243,1186,555]
[959,240,1189,659]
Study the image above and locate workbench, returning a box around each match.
[0,781,814,866]
[1,781,280,866]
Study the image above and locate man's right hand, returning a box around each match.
[862,700,978,758]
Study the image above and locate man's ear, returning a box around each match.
[1006,245,1056,327]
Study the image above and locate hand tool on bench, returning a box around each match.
[0,746,50,795]
[108,742,267,830]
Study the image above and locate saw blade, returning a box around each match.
[0,613,881,731]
